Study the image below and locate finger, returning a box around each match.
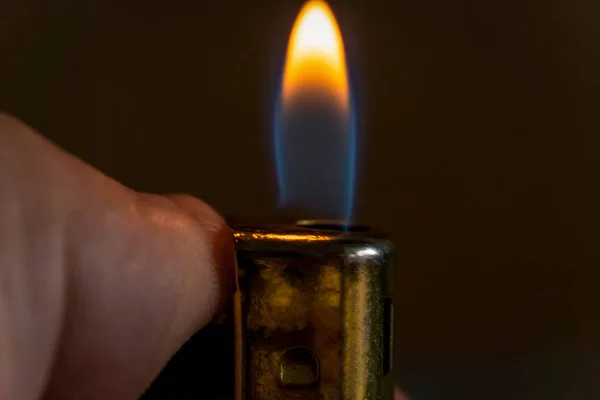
[165,193,236,318]
[42,176,236,399]
[0,114,236,399]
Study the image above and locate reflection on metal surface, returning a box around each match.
[234,232,333,243]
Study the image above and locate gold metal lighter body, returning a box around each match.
[234,222,394,400]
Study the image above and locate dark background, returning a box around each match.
[1,0,599,399]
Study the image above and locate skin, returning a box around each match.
[0,113,408,400]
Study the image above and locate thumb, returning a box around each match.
[0,114,234,399]
[43,192,236,400]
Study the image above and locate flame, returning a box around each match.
[275,0,356,222]
[282,0,349,110]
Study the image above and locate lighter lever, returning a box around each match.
[142,220,394,400]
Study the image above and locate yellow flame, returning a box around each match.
[282,0,349,110]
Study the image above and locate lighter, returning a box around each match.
[234,220,394,400]
[142,220,394,400]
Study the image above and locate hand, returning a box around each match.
[0,113,411,400]
[0,114,235,399]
